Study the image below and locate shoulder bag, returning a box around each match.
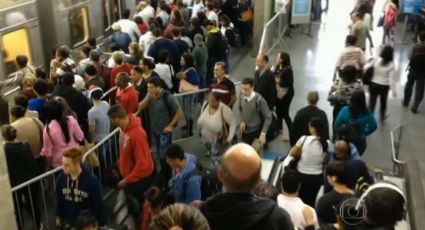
[217,106,229,143]
[178,67,199,93]
[286,135,308,171]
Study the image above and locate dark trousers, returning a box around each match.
[413,78,425,110]
[241,129,261,145]
[298,172,323,207]
[124,174,154,226]
[276,95,293,131]
[369,82,390,120]
[404,72,425,110]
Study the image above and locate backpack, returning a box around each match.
[335,118,362,149]
[183,166,222,200]
[224,27,241,47]
[22,67,36,86]
[238,94,279,142]
[384,5,397,28]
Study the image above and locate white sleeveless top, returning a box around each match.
[277,194,319,230]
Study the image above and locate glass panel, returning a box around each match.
[102,0,110,31]
[1,28,31,76]
[0,0,30,9]
[69,7,90,47]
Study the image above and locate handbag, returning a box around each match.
[217,106,229,143]
[362,59,375,85]
[178,68,199,93]
[377,14,384,27]
[286,136,307,170]
[241,8,254,22]
[75,136,100,168]
[276,85,288,100]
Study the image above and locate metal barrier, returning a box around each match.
[258,2,291,55]
[390,125,406,177]
[7,82,242,229]
[10,167,62,230]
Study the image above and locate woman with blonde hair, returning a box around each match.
[127,42,144,65]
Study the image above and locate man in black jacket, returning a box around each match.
[290,91,329,146]
[206,19,228,87]
[201,143,293,230]
[254,54,277,110]
[404,31,425,113]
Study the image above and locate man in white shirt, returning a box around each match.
[118,9,142,42]
[206,2,218,26]
[139,30,155,57]
[191,0,205,18]
[135,1,155,23]
[336,35,366,71]
[277,170,318,230]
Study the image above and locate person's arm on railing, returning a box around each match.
[164,108,184,133]
[138,95,150,111]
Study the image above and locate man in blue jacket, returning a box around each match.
[56,147,107,228]
[324,140,373,193]
[164,144,202,204]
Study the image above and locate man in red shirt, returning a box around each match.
[107,105,154,226]
[209,62,236,107]
[110,51,132,103]
[115,72,139,114]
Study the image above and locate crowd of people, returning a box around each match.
[0,0,414,230]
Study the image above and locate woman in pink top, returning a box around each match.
[41,99,84,168]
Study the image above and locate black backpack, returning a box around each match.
[335,118,362,148]
[224,27,241,47]
[183,166,222,200]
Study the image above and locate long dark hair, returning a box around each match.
[349,90,368,117]
[44,99,71,143]
[309,116,328,152]
[380,45,394,66]
[278,52,291,68]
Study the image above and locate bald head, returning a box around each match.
[334,140,349,159]
[220,143,262,193]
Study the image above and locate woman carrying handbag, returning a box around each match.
[197,93,237,168]
[288,117,329,207]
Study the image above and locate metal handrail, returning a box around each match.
[11,167,62,192]
[258,2,289,55]
[3,86,20,97]
[258,8,283,55]
[390,125,406,176]
[11,79,241,192]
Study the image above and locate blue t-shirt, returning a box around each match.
[28,98,47,123]
[184,68,200,86]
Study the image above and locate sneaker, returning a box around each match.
[411,108,418,114]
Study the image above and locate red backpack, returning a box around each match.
[384,5,397,28]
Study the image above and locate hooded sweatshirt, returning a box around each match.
[200,193,293,230]
[56,165,107,226]
[116,84,139,114]
[118,114,154,183]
